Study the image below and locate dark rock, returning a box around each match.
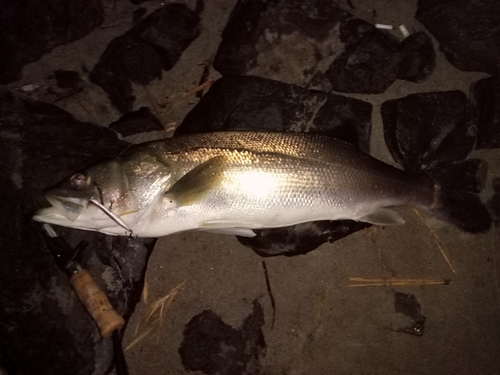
[177,75,373,153]
[429,159,487,195]
[238,221,371,257]
[0,0,105,84]
[90,4,201,113]
[325,18,402,94]
[416,0,500,75]
[381,91,475,173]
[54,70,83,90]
[0,89,152,375]
[177,75,372,256]
[398,31,435,83]
[391,292,426,336]
[214,0,434,93]
[109,107,164,137]
[213,0,349,86]
[470,76,500,149]
[133,8,148,22]
[179,301,266,375]
[91,35,164,113]
[215,1,434,93]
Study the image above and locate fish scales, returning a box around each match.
[142,132,434,207]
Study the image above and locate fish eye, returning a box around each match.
[69,173,88,190]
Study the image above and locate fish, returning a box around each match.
[33,131,492,237]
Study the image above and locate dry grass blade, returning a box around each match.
[142,279,149,304]
[125,326,155,351]
[144,280,186,323]
[346,277,450,287]
[413,208,456,273]
[125,279,187,351]
[166,79,214,106]
[157,80,215,133]
[163,79,214,115]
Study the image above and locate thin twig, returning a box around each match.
[413,208,456,273]
[125,280,187,351]
[165,79,214,107]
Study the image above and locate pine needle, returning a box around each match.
[413,208,456,273]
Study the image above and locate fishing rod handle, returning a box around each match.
[69,269,125,337]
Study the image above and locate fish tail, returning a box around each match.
[431,183,492,234]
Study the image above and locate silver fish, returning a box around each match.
[33,132,491,237]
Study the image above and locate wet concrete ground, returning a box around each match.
[125,209,499,374]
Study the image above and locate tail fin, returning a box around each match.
[428,159,492,233]
[432,185,492,234]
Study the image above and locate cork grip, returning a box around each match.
[69,269,125,338]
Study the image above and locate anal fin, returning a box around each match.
[359,208,405,226]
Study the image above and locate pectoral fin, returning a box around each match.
[164,156,226,207]
[359,208,405,225]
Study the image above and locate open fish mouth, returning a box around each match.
[34,194,89,223]
[33,194,135,235]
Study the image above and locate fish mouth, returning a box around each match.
[33,194,137,235]
[33,194,89,224]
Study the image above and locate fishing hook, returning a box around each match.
[89,198,133,235]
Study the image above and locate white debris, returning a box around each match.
[375,23,394,30]
[399,24,410,38]
[21,84,35,91]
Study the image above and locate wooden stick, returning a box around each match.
[346,277,450,287]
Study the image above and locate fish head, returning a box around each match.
[34,145,177,235]
[33,157,139,233]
